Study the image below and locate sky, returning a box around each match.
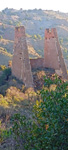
[0,0,68,13]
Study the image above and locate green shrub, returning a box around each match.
[3,67,11,80]
[33,78,68,149]
[0,65,6,71]
[0,68,11,85]
[0,127,12,144]
[8,77,68,150]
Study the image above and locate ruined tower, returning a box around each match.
[44,28,68,79]
[12,26,33,88]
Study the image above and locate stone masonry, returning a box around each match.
[44,28,68,79]
[12,26,33,88]
[12,26,68,88]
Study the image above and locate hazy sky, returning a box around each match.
[0,0,68,13]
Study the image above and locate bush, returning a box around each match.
[0,68,11,85]
[3,68,11,80]
[33,78,68,149]
[0,65,6,71]
[8,77,68,149]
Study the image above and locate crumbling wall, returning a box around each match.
[30,58,44,69]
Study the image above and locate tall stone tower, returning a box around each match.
[12,26,33,88]
[44,28,68,79]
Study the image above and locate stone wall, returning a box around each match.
[30,58,44,69]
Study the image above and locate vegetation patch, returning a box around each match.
[0,75,68,150]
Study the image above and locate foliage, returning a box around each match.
[0,123,12,144]
[64,48,67,53]
[16,21,22,27]
[0,67,11,85]
[3,67,11,79]
[33,77,68,150]
[32,34,42,40]
[10,76,68,150]
[4,48,7,52]
[0,35,3,39]
[2,24,6,30]
[0,65,6,71]
[8,60,12,67]
[60,38,63,44]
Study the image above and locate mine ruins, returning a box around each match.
[12,26,68,88]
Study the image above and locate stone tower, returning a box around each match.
[44,28,68,79]
[12,26,33,88]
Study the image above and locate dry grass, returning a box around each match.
[0,39,13,45]
[28,44,40,57]
[0,47,12,57]
[0,85,38,149]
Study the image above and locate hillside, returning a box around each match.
[0,8,68,150]
[0,67,67,149]
[0,8,68,67]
